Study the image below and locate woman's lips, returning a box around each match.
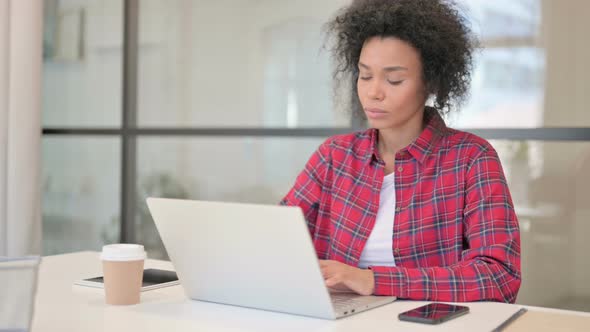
[365,108,388,119]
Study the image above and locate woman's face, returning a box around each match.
[357,37,428,130]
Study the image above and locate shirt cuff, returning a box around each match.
[369,265,408,297]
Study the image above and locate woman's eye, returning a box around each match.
[359,76,372,81]
[388,80,404,86]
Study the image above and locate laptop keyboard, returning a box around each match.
[330,293,379,311]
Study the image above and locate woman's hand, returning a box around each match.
[319,260,375,296]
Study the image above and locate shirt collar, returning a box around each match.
[367,106,449,165]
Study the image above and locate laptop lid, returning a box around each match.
[0,256,41,332]
[146,197,336,319]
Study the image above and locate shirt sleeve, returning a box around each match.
[279,140,331,231]
[371,147,522,303]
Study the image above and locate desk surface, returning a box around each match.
[31,252,590,332]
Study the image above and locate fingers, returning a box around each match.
[325,275,358,293]
[325,276,339,287]
[319,260,334,267]
[319,260,337,278]
[319,261,371,295]
[319,260,359,292]
[320,265,334,279]
[319,260,351,279]
[325,276,348,290]
[323,266,346,287]
[319,260,343,275]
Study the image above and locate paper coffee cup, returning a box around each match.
[101,244,146,305]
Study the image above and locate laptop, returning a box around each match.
[146,197,396,320]
[0,256,41,332]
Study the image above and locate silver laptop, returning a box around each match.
[0,256,41,332]
[146,197,396,320]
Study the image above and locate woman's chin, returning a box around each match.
[366,119,393,130]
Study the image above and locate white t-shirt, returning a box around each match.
[357,171,396,269]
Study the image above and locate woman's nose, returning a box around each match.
[366,80,385,101]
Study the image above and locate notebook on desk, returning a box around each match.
[146,197,396,320]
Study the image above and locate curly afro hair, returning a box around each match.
[325,0,478,117]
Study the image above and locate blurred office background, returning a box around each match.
[41,0,590,311]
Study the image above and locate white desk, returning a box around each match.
[32,252,590,332]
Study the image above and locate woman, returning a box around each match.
[281,0,521,303]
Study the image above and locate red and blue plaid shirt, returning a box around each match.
[281,108,521,303]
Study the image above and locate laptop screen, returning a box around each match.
[0,256,41,332]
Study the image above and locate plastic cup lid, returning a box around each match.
[100,244,146,261]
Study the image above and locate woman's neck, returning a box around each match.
[377,109,426,157]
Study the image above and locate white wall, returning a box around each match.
[543,0,590,301]
[512,0,590,306]
[0,0,43,255]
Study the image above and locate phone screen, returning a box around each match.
[399,303,469,324]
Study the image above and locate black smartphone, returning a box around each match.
[398,302,469,324]
[76,268,179,290]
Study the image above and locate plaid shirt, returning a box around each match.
[281,108,521,303]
